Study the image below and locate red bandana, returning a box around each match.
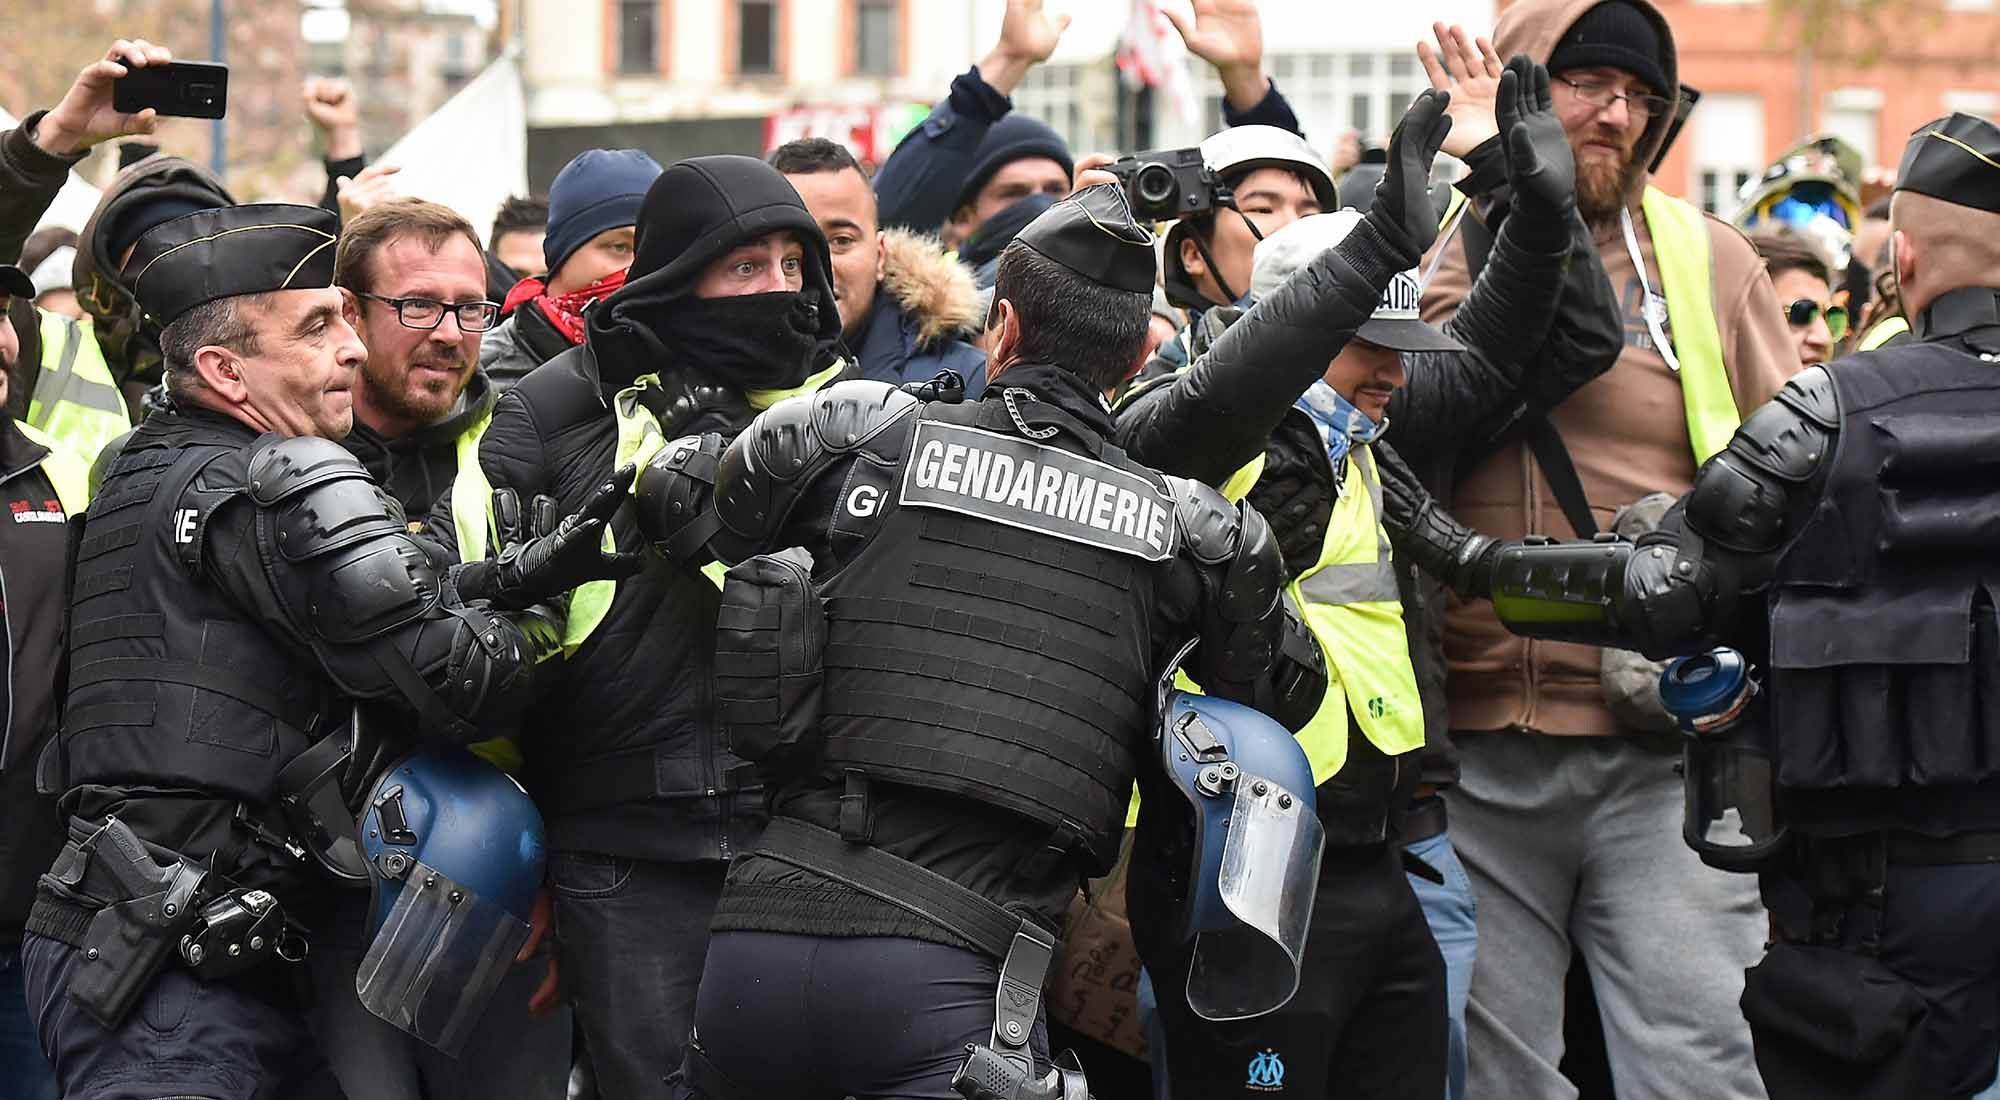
[502,267,629,346]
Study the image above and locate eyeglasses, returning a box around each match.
[1555,76,1673,121]
[358,292,501,333]
[1783,298,1847,341]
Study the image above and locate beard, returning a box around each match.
[1573,128,1643,226]
[365,349,465,426]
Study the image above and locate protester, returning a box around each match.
[1161,125,1334,312]
[770,137,987,396]
[334,199,500,516]
[435,154,844,1098]
[0,263,89,1100]
[1750,228,1841,367]
[483,149,661,392]
[305,76,367,218]
[490,193,551,282]
[1418,6,1796,1098]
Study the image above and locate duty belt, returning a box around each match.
[754,817,1068,1095]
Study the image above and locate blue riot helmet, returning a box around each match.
[1661,649,1789,873]
[354,748,546,1055]
[1148,643,1325,1021]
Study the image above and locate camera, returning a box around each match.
[1109,148,1230,222]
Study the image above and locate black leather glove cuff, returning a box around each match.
[1453,136,1509,199]
[1340,216,1421,292]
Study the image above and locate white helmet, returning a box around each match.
[1164,126,1338,308]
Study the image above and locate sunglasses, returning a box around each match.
[1783,299,1847,341]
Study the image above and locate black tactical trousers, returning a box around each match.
[1142,840,1447,1099]
[1746,854,2000,1100]
[676,930,1051,1100]
[20,932,340,1100]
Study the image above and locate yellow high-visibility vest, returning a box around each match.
[1281,444,1423,784]
[1434,186,1742,464]
[28,312,129,465]
[1858,315,1910,352]
[14,420,91,514]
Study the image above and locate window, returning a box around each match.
[855,0,896,76]
[1691,92,1765,215]
[618,0,656,75]
[739,1,778,76]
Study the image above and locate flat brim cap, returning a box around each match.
[125,202,339,326]
[1360,267,1463,351]
[1895,112,2000,214]
[1014,183,1156,295]
[0,264,31,300]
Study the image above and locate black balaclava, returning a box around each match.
[589,155,843,392]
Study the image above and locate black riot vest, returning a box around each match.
[63,412,332,816]
[813,396,1179,873]
[1768,291,2000,804]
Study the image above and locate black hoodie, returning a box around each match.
[433,156,844,863]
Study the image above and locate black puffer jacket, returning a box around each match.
[431,155,846,862]
[1117,194,1622,786]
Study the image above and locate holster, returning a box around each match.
[50,818,207,1028]
[713,548,825,772]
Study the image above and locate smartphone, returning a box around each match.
[113,61,229,119]
[1649,83,1701,175]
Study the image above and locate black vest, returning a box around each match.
[1769,290,2000,807]
[63,412,332,824]
[814,396,1177,872]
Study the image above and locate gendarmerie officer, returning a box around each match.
[19,203,632,1100]
[1411,113,2000,1100]
[636,184,1326,1100]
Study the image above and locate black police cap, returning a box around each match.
[125,203,340,326]
[1895,112,2000,215]
[1014,183,1157,295]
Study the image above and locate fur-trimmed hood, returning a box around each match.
[879,228,981,348]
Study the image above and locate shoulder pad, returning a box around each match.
[809,380,921,454]
[1772,364,1839,429]
[251,437,405,562]
[1725,379,1837,484]
[247,434,372,505]
[1170,476,1242,565]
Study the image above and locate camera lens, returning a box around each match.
[1134,163,1177,207]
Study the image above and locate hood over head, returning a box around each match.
[1495,0,1680,207]
[587,155,841,390]
[74,153,236,386]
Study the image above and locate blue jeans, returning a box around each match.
[1406,829,1477,1100]
[0,945,55,1100]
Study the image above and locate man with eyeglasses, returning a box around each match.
[1416,3,1797,1098]
[1750,228,1844,368]
[332,200,501,520]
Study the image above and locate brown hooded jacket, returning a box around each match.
[1421,0,1800,737]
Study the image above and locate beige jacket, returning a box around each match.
[1420,0,1801,736]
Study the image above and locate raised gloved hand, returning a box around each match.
[1367,88,1454,261]
[482,467,645,610]
[1495,55,1576,220]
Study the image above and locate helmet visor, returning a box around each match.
[1186,776,1324,1020]
[355,858,532,1055]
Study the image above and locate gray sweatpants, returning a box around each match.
[1447,731,1768,1100]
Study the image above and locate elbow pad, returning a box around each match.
[635,432,726,562]
[433,602,565,734]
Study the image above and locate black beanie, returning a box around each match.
[1547,1,1669,96]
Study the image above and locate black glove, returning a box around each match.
[1367,88,1454,260]
[1496,56,1575,221]
[483,466,646,610]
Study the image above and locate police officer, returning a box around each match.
[1415,112,2000,1100]
[19,203,633,1099]
[635,184,1326,1100]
